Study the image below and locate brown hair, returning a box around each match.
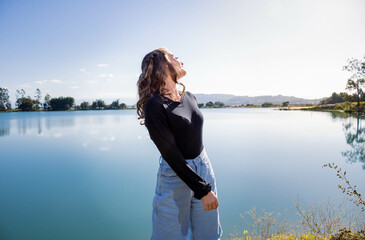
[136,47,185,125]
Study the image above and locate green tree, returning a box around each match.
[50,97,75,110]
[91,99,106,110]
[340,92,353,102]
[17,97,36,111]
[214,101,225,108]
[109,99,120,109]
[330,92,343,104]
[34,88,42,110]
[262,102,273,107]
[119,102,127,109]
[319,92,354,105]
[80,101,90,110]
[198,103,204,108]
[343,56,365,113]
[0,87,12,111]
[15,89,25,108]
[282,101,289,107]
[205,101,214,108]
[43,93,51,110]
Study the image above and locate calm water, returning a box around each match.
[0,108,364,239]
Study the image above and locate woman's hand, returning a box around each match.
[201,191,219,211]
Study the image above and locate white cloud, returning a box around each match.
[33,79,63,87]
[80,68,86,72]
[34,79,62,85]
[86,80,99,84]
[97,92,122,98]
[97,64,109,67]
[70,86,79,89]
[99,73,114,78]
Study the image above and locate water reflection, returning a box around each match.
[329,111,353,120]
[16,117,45,135]
[0,114,76,137]
[0,121,10,137]
[2,110,365,171]
[341,116,365,170]
[0,111,133,138]
[45,118,75,130]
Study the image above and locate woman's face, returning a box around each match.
[167,52,186,79]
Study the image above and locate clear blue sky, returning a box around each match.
[1,0,365,104]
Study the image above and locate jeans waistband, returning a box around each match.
[159,147,207,165]
[186,147,207,162]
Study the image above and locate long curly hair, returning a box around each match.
[136,47,185,125]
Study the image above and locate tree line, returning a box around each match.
[0,88,128,111]
[198,101,225,108]
[320,56,365,112]
[0,87,295,112]
[319,92,363,105]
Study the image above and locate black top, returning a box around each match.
[144,90,212,199]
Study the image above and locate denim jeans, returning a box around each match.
[151,148,222,240]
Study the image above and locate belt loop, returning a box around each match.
[197,158,201,175]
[193,157,201,175]
[192,158,196,173]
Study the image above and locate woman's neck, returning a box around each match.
[163,75,181,100]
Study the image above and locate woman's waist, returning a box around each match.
[159,146,208,165]
[174,143,204,159]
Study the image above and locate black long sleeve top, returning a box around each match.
[144,90,212,199]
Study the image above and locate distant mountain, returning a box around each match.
[74,94,325,108]
[194,93,324,105]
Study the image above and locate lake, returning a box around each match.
[0,108,364,239]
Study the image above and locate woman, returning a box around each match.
[137,48,222,240]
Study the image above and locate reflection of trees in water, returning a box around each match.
[341,116,365,170]
[330,111,353,120]
[0,116,75,137]
[329,111,365,121]
[0,126,10,137]
[0,114,11,136]
[45,118,75,130]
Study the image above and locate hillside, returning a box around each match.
[194,93,324,105]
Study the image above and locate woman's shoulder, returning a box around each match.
[184,91,197,101]
[145,94,165,111]
[146,90,195,107]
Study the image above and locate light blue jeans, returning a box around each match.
[151,148,222,240]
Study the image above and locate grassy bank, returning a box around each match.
[229,201,365,240]
[277,102,365,116]
[228,163,365,240]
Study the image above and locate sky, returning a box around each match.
[1,0,365,105]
